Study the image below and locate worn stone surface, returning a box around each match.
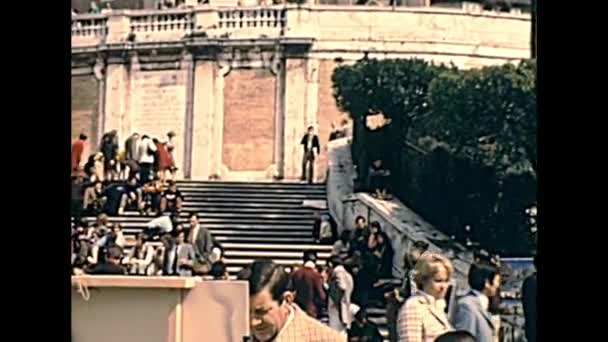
[316,59,351,181]
[71,75,99,161]
[326,137,473,288]
[283,58,308,179]
[129,69,187,172]
[76,7,531,180]
[191,61,215,179]
[222,69,276,172]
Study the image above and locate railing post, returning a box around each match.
[283,5,317,39]
[106,11,132,44]
[194,7,219,31]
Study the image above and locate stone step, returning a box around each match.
[225,250,333,259]
[118,228,314,238]
[181,195,327,201]
[176,181,326,189]
[183,201,324,208]
[79,215,310,223]
[180,207,324,214]
[182,197,316,205]
[179,189,326,198]
[215,236,317,244]
[221,243,333,252]
[222,258,317,267]
[117,235,317,245]
[179,187,327,194]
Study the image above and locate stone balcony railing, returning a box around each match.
[71,4,530,48]
[71,13,109,47]
[128,9,195,42]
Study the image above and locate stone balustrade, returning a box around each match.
[71,14,108,46]
[129,9,195,42]
[216,6,287,38]
[217,7,286,29]
[71,4,530,48]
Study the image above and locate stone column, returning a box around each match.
[272,52,286,179]
[94,57,106,146]
[304,58,319,131]
[104,56,130,143]
[190,59,216,180]
[105,12,131,44]
[182,53,195,179]
[213,63,231,178]
[282,58,308,179]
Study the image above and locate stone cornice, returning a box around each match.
[72,37,314,68]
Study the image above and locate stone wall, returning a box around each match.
[316,59,350,181]
[73,6,531,180]
[71,75,99,161]
[129,69,187,173]
[326,137,472,286]
[223,69,276,172]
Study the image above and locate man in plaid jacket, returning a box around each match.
[239,259,346,342]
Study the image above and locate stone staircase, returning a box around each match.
[73,180,392,340]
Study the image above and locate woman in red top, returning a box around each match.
[71,134,88,173]
[154,139,173,184]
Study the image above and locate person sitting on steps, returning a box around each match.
[367,158,392,200]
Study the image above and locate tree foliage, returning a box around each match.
[332,58,445,190]
[421,60,537,179]
[331,58,537,256]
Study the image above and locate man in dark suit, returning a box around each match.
[300,125,320,184]
[522,255,537,342]
[188,213,218,275]
[165,231,197,276]
[452,262,501,342]
[290,251,327,318]
[88,246,127,275]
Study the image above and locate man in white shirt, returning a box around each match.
[327,256,354,335]
[452,262,501,342]
[137,135,157,184]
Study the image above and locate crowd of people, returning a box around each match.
[71,130,180,217]
[70,126,536,342]
[233,213,537,342]
[237,249,510,342]
[73,130,178,184]
[71,129,229,278]
[72,212,228,279]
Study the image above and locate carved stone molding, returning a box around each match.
[93,58,105,81]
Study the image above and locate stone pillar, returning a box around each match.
[104,57,130,143]
[274,58,286,179]
[282,58,308,179]
[94,58,107,146]
[284,6,319,39]
[106,12,131,44]
[213,63,231,178]
[190,60,216,180]
[304,58,319,131]
[182,53,195,179]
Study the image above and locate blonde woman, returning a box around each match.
[398,253,454,342]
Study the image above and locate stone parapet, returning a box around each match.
[72,5,531,56]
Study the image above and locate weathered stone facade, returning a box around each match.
[223,69,276,173]
[71,4,531,180]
